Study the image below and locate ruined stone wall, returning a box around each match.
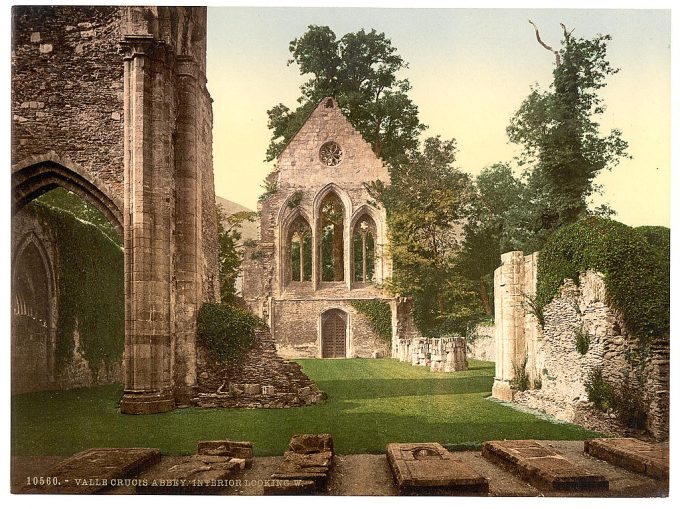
[394,337,468,372]
[467,323,495,362]
[11,6,125,199]
[493,250,670,440]
[272,299,390,359]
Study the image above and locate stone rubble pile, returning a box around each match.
[194,326,326,409]
[394,337,468,372]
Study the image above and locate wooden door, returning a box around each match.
[321,309,346,358]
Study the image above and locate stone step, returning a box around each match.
[584,438,669,480]
[481,440,609,492]
[21,448,161,494]
[387,443,489,494]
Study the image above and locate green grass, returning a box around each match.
[11,359,599,457]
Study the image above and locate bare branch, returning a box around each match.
[528,19,561,66]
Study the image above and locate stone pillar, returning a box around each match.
[492,251,527,401]
[119,36,175,414]
[172,55,201,406]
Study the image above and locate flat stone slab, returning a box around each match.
[197,440,253,464]
[21,448,161,494]
[482,440,608,492]
[136,455,246,494]
[585,438,669,480]
[387,443,489,494]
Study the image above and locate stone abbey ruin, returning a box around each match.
[10,5,669,449]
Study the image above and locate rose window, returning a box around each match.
[319,142,343,166]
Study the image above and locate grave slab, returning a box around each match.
[584,438,669,480]
[482,440,608,492]
[387,443,489,494]
[136,455,246,494]
[21,448,161,494]
[267,434,334,494]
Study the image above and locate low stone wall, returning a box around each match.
[467,323,495,362]
[393,337,467,372]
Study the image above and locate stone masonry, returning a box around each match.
[394,337,468,372]
[492,251,670,440]
[11,6,219,413]
[242,97,409,358]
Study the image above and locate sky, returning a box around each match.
[206,7,671,227]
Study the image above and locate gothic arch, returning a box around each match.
[11,153,124,236]
[312,183,353,220]
[280,209,313,285]
[319,307,349,358]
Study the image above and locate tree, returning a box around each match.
[266,25,425,166]
[368,136,476,335]
[217,206,257,303]
[456,163,532,315]
[507,25,629,235]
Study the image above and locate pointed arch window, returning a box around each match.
[352,215,376,283]
[288,216,312,282]
[320,193,345,282]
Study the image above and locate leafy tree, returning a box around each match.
[456,163,532,314]
[266,25,425,166]
[507,28,629,235]
[368,136,476,335]
[217,206,257,303]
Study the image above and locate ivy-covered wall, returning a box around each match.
[31,189,124,381]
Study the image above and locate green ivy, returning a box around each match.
[197,303,261,366]
[30,199,124,374]
[350,300,392,344]
[287,190,303,208]
[536,217,670,341]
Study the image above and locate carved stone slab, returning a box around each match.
[482,440,609,491]
[21,447,161,494]
[265,434,334,494]
[585,438,669,480]
[387,443,488,493]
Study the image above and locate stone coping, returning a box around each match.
[584,438,669,480]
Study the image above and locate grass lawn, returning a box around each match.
[12,358,600,457]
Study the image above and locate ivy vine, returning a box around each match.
[30,198,124,374]
[350,299,392,344]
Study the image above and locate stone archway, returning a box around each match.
[11,6,219,414]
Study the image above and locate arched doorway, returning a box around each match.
[321,308,347,358]
[11,235,55,393]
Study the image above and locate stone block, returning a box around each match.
[243,383,261,396]
[584,438,669,480]
[21,448,161,494]
[482,440,608,492]
[197,439,253,460]
[30,32,41,43]
[262,385,275,395]
[387,442,488,494]
[288,433,334,455]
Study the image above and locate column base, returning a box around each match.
[491,380,516,402]
[120,389,176,414]
[173,384,198,408]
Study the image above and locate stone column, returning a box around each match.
[171,55,202,406]
[119,36,175,414]
[492,251,527,401]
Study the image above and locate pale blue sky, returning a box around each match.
[207,7,670,226]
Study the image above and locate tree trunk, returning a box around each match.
[479,275,492,315]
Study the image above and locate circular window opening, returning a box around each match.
[319,141,343,166]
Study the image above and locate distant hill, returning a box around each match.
[215,196,258,241]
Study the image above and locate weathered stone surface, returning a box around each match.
[137,455,245,494]
[21,448,160,494]
[394,337,468,372]
[584,438,669,480]
[482,440,609,492]
[288,433,334,455]
[197,440,253,460]
[268,434,335,493]
[387,443,488,494]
